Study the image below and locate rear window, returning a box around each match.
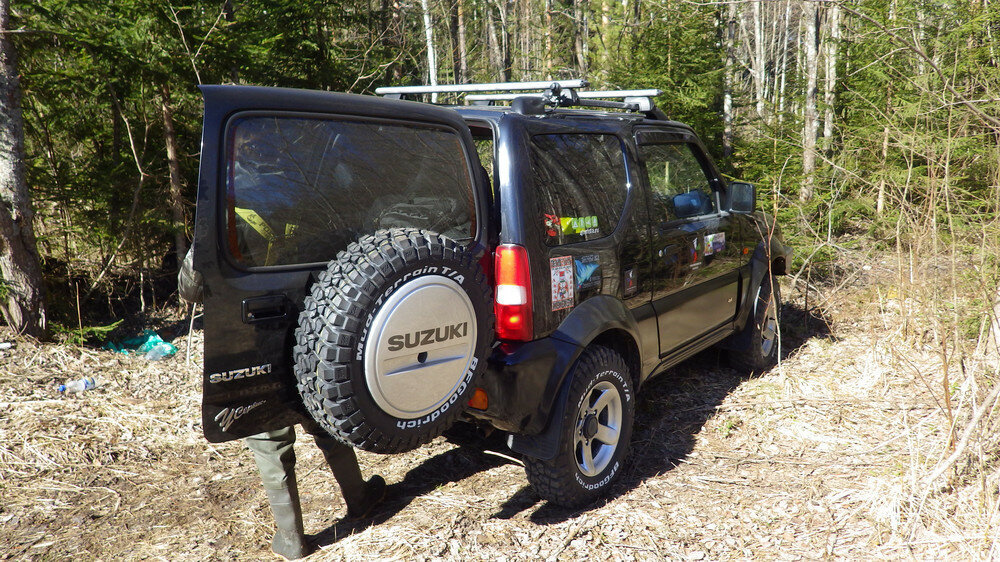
[529,133,628,246]
[225,115,476,268]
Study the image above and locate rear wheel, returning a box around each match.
[524,346,634,508]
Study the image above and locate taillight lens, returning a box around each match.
[494,244,533,341]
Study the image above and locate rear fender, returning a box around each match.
[508,295,642,460]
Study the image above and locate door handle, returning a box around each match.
[242,295,290,324]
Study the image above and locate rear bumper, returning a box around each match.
[465,335,581,435]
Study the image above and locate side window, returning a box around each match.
[640,143,716,220]
[530,133,629,246]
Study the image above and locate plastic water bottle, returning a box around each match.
[58,376,97,393]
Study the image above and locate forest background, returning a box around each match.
[1,0,999,557]
[0,0,998,345]
[0,0,996,343]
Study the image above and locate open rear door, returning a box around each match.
[193,85,488,442]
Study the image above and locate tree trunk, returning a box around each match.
[776,0,791,121]
[160,83,188,272]
[487,8,502,79]
[420,0,439,100]
[801,0,819,202]
[752,0,766,117]
[723,0,736,159]
[0,0,47,338]
[990,282,1000,357]
[386,0,406,82]
[454,0,468,82]
[876,1,896,216]
[822,2,840,156]
[222,0,240,82]
[544,0,553,76]
[574,0,587,74]
[876,87,892,216]
[599,0,611,72]
[497,0,511,81]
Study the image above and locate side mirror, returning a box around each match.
[672,190,712,218]
[728,182,756,213]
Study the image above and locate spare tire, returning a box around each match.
[293,228,494,454]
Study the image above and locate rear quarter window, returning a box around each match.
[529,133,629,246]
[225,115,476,268]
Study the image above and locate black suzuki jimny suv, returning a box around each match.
[189,79,792,508]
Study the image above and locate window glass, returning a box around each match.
[530,134,628,246]
[226,116,476,267]
[640,143,715,220]
[471,128,494,183]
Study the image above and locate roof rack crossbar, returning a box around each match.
[462,89,662,101]
[375,79,588,96]
[576,99,640,111]
[466,88,663,112]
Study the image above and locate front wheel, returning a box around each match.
[727,273,781,373]
[524,346,634,508]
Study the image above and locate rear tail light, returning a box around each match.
[494,244,533,341]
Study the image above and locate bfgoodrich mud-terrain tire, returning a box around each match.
[524,346,634,508]
[294,228,493,454]
[727,273,780,373]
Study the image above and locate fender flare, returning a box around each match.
[508,295,643,460]
[726,241,790,350]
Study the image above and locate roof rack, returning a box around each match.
[465,89,663,112]
[374,79,664,118]
[374,79,588,97]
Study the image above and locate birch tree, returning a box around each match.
[801,0,819,202]
[420,0,438,99]
[723,0,736,158]
[822,1,840,156]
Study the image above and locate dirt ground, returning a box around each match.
[2,256,998,560]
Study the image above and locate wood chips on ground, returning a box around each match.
[2,255,998,560]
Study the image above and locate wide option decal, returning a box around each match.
[543,214,600,239]
[561,215,599,236]
[550,256,575,311]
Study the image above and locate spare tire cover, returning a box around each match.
[294,228,494,454]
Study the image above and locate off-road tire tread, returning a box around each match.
[727,274,781,374]
[293,228,493,454]
[523,345,633,508]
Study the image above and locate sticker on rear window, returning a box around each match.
[550,256,574,311]
[544,214,561,238]
[560,215,599,236]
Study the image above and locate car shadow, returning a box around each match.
[312,300,832,538]
[310,427,510,547]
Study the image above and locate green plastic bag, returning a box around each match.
[104,329,178,360]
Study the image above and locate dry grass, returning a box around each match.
[2,245,998,560]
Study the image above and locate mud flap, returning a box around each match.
[507,372,574,461]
